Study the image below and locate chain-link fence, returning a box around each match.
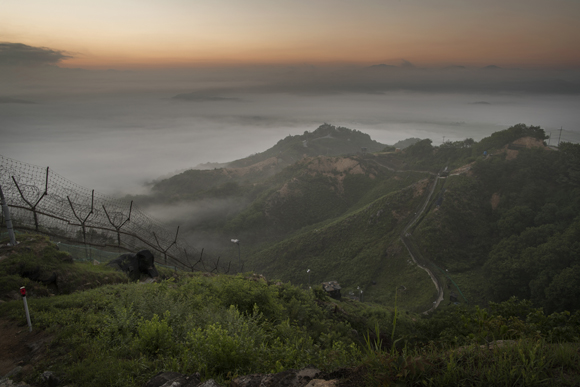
[1,154,230,273]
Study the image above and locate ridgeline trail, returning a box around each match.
[372,158,451,314]
[371,159,437,176]
[400,175,445,314]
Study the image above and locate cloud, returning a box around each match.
[158,64,580,99]
[142,198,249,229]
[0,97,36,104]
[172,91,241,102]
[0,42,72,66]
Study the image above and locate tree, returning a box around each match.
[543,265,580,313]
[405,139,433,158]
[497,206,534,237]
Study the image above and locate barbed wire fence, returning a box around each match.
[546,128,580,147]
[0,154,231,274]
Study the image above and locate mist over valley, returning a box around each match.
[3,2,580,383]
[2,64,580,195]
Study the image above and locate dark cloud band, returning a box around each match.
[0,42,72,66]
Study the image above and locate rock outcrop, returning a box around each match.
[145,367,339,387]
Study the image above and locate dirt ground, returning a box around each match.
[0,317,51,381]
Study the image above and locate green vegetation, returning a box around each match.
[115,123,580,312]
[5,123,580,385]
[0,235,385,385]
[0,234,128,298]
[228,123,385,169]
[2,237,580,386]
[246,178,436,310]
[142,123,386,204]
[475,123,548,154]
[412,135,580,313]
[392,137,423,150]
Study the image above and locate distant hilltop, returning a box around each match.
[192,123,387,172]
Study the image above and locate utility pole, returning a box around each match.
[558,127,563,147]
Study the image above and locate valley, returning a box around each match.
[127,123,579,314]
[2,123,580,386]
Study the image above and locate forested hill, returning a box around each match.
[5,124,580,387]
[146,124,385,201]
[227,123,385,168]
[409,128,580,313]
[129,123,580,313]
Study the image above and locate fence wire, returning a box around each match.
[0,154,230,273]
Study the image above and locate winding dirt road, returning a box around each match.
[400,176,445,314]
[371,159,445,314]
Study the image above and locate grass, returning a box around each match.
[356,336,580,386]
[0,238,403,386]
[2,237,580,386]
[244,176,437,310]
[0,276,370,386]
[0,234,122,299]
[3,125,580,385]
[0,233,179,301]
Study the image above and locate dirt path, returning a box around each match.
[371,159,438,176]
[0,317,51,382]
[400,235,444,314]
[371,159,445,313]
[399,176,445,314]
[372,157,473,313]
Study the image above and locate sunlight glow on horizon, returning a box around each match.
[2,0,580,70]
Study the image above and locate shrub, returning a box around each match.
[137,312,174,356]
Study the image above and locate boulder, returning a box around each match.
[144,367,327,387]
[107,250,158,280]
[198,380,222,387]
[144,372,202,387]
[231,367,321,387]
[305,381,337,387]
[40,371,60,387]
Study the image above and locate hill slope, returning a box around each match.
[127,123,580,314]
[2,234,580,387]
[147,124,386,202]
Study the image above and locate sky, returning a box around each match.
[1,0,580,196]
[2,0,580,69]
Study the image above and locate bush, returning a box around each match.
[137,312,174,356]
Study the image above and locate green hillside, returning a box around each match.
[412,141,580,313]
[4,126,580,386]
[227,123,386,168]
[143,124,386,204]
[246,178,437,310]
[2,234,580,387]
[124,123,580,315]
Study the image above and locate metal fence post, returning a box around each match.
[0,184,17,246]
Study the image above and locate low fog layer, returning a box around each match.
[143,197,247,225]
[1,48,580,195]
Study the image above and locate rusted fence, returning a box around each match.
[0,154,229,273]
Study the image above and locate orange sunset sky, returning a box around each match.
[2,0,580,69]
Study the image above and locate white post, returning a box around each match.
[231,239,241,270]
[20,287,32,332]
